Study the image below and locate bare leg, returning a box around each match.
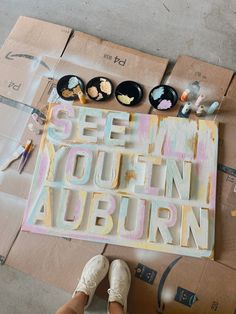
[56,292,88,314]
[56,255,109,314]
[109,301,125,314]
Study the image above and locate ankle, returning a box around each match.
[109,301,124,314]
[73,291,89,306]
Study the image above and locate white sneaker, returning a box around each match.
[108,259,131,314]
[72,255,109,309]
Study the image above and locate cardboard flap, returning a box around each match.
[217,96,236,168]
[0,16,72,105]
[6,231,105,292]
[62,31,169,87]
[226,74,236,99]
[1,16,72,56]
[166,55,234,102]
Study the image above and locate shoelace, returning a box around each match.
[75,273,97,294]
[107,288,123,301]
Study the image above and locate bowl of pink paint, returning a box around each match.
[149,85,178,111]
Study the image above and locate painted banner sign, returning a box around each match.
[22,104,218,258]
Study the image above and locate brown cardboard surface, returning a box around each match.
[0,16,72,105]
[226,74,236,99]
[101,245,236,314]
[58,31,168,113]
[0,16,71,262]
[151,55,234,118]
[63,31,168,86]
[6,231,105,292]
[0,193,26,264]
[0,102,32,260]
[31,31,169,114]
[214,95,236,270]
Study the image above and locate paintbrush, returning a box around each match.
[18,140,32,172]
[18,144,34,174]
[0,145,25,171]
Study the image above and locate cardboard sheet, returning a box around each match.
[101,245,236,314]
[0,103,31,261]
[6,231,105,292]
[0,16,72,105]
[214,77,236,269]
[59,31,168,113]
[150,55,234,118]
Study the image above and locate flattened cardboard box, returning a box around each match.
[0,16,72,105]
[0,14,72,260]
[0,17,71,260]
[59,31,168,113]
[6,231,105,292]
[0,17,168,266]
[100,245,236,314]
[150,55,234,118]
[214,77,236,269]
[32,31,169,114]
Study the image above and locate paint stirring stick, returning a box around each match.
[0,145,25,171]
[18,144,34,174]
[68,76,87,104]
[18,140,32,172]
[73,84,87,104]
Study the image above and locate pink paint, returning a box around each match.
[73,196,83,221]
[196,140,207,161]
[209,172,217,208]
[107,195,116,214]
[166,203,178,227]
[120,199,146,240]
[65,147,78,174]
[163,136,172,157]
[163,136,191,160]
[158,100,172,110]
[38,152,49,187]
[138,115,150,140]
[51,104,75,138]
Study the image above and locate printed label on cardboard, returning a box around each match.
[135,263,157,285]
[174,286,198,307]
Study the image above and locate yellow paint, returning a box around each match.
[125,170,136,182]
[72,191,87,230]
[87,193,114,235]
[231,210,236,217]
[46,143,55,181]
[205,120,218,142]
[44,187,52,227]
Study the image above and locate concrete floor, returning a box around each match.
[0,0,236,71]
[0,1,235,313]
[0,265,107,314]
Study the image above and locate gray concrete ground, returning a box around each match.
[0,0,236,70]
[0,265,107,314]
[0,1,235,313]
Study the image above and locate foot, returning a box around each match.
[72,255,109,309]
[108,259,131,314]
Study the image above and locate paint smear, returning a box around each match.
[151,87,164,100]
[118,94,134,105]
[158,100,172,110]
